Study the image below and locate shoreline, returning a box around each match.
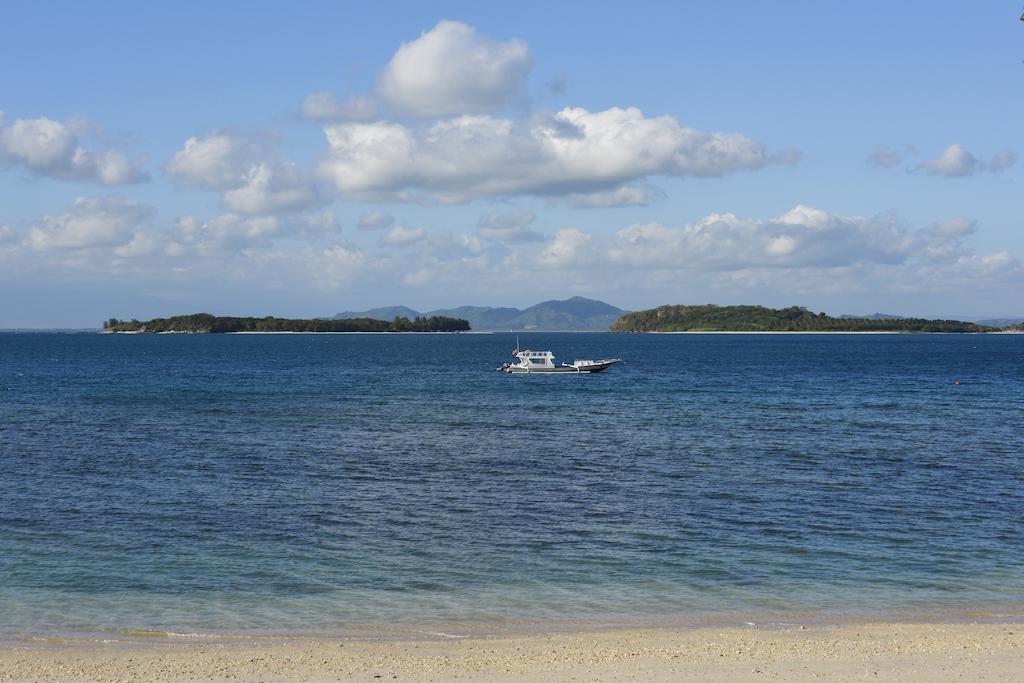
[2,621,1021,681]
[7,603,1024,644]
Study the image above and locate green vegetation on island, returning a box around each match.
[609,305,994,333]
[104,313,470,333]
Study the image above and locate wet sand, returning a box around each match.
[1,622,1021,682]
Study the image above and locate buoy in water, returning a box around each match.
[953,380,961,385]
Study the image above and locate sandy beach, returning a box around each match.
[1,622,1021,682]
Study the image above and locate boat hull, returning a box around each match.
[503,359,621,374]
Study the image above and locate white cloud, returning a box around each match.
[912,144,1016,177]
[605,205,927,270]
[601,205,1015,276]
[477,211,544,243]
[319,107,790,203]
[914,144,978,177]
[0,114,146,186]
[112,230,165,259]
[536,228,594,268]
[26,196,153,251]
[300,208,343,238]
[379,224,427,247]
[310,243,369,289]
[377,20,532,117]
[356,210,396,231]
[221,163,318,214]
[166,131,320,214]
[927,217,976,239]
[165,132,261,190]
[300,92,378,122]
[172,213,283,256]
[989,150,1016,173]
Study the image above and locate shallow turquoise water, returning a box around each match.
[0,332,1022,636]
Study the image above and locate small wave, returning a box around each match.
[118,629,222,639]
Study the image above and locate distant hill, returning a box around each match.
[610,305,994,333]
[334,297,625,331]
[974,318,1024,328]
[333,305,422,321]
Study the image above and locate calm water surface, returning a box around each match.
[0,332,1022,636]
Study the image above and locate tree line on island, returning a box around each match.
[104,313,470,333]
[103,304,1014,334]
[609,305,996,333]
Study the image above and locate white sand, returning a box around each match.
[2,622,1021,682]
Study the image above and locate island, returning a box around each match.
[103,313,470,333]
[609,305,994,333]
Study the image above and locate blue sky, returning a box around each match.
[1,1,1021,326]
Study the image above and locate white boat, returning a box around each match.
[498,348,622,374]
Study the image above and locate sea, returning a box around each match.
[1,331,1022,639]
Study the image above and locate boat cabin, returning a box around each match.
[514,350,555,369]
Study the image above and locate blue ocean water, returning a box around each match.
[0,332,1022,637]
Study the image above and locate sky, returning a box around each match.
[1,1,1022,327]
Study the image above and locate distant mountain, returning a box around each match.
[837,313,905,320]
[333,297,626,331]
[334,305,422,321]
[974,318,1024,328]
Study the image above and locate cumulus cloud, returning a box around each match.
[172,213,284,255]
[476,211,544,243]
[0,113,147,186]
[914,144,978,177]
[605,205,920,270]
[379,224,427,247]
[536,228,595,268]
[166,131,321,214]
[318,107,790,203]
[25,196,153,251]
[221,163,318,214]
[169,210,340,256]
[913,144,1016,177]
[301,208,343,238]
[356,210,396,231]
[165,132,261,190]
[599,205,1014,276]
[377,20,532,117]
